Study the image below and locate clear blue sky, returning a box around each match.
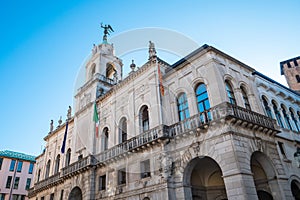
[0,0,299,156]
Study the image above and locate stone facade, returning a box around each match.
[28,36,300,200]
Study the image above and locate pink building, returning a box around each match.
[0,150,35,200]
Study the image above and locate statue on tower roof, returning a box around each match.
[149,41,157,60]
[101,23,114,43]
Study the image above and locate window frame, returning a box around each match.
[99,174,106,191]
[140,106,149,133]
[281,105,292,130]
[28,162,34,174]
[177,92,190,121]
[225,80,236,105]
[102,128,109,151]
[17,161,23,172]
[241,86,251,110]
[195,83,211,122]
[119,118,127,144]
[140,159,151,179]
[9,159,16,171]
[118,168,126,185]
[54,155,60,174]
[25,178,31,190]
[6,176,12,189]
[13,177,20,189]
[272,101,284,128]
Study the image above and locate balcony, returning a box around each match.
[28,155,94,197]
[29,103,278,196]
[98,74,116,85]
[94,125,169,164]
[212,102,278,134]
[61,155,95,177]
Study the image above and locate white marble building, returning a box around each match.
[28,32,300,200]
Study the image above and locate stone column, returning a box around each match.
[222,172,258,200]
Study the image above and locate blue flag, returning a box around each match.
[61,121,69,154]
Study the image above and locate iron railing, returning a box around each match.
[29,103,277,195]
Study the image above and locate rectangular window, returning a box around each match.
[20,195,25,200]
[10,160,16,171]
[118,168,126,185]
[6,176,12,188]
[25,178,31,190]
[278,142,286,157]
[28,163,34,174]
[12,194,19,200]
[0,158,3,170]
[0,193,5,200]
[140,159,151,179]
[99,175,106,190]
[50,193,54,200]
[17,161,23,172]
[13,177,20,189]
[60,190,64,200]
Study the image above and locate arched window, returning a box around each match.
[65,148,71,167]
[54,155,60,174]
[195,83,211,122]
[262,96,273,118]
[102,128,109,151]
[177,93,190,121]
[140,106,149,132]
[90,63,96,78]
[272,101,284,128]
[290,108,300,132]
[45,160,51,179]
[281,105,292,130]
[241,86,251,110]
[119,118,127,143]
[225,80,236,105]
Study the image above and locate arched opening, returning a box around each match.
[45,160,51,179]
[272,100,284,128]
[251,151,277,200]
[281,104,292,130]
[139,105,149,133]
[102,127,109,150]
[183,156,227,200]
[257,190,273,200]
[289,107,300,132]
[241,86,251,110]
[177,92,190,121]
[195,83,211,122]
[225,80,236,105]
[90,63,96,79]
[68,186,82,200]
[65,148,71,167]
[119,117,127,143]
[291,180,300,200]
[54,154,60,174]
[106,63,115,79]
[262,96,273,119]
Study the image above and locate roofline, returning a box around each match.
[0,150,36,162]
[171,44,255,72]
[253,71,300,96]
